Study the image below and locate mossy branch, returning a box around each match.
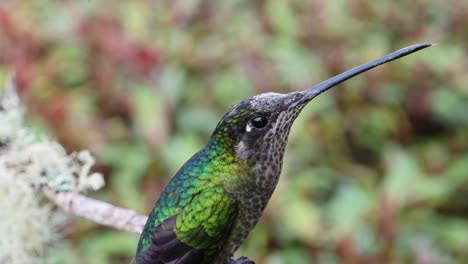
[42,187,148,234]
[1,76,254,264]
[0,75,150,263]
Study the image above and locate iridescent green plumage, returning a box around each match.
[138,147,241,253]
[136,107,256,263]
[135,44,431,264]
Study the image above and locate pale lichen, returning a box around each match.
[0,77,104,263]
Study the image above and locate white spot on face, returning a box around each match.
[246,123,252,133]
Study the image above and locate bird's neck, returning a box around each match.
[203,136,255,196]
[204,135,282,205]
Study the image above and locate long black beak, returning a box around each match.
[289,43,432,108]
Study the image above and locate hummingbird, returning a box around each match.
[135,44,431,264]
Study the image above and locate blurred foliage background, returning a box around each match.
[1,0,468,263]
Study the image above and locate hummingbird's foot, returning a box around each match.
[228,256,255,264]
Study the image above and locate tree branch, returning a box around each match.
[42,187,148,234]
[2,76,254,263]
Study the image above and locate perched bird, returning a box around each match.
[135,44,431,264]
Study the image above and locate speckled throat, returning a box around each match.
[212,104,306,264]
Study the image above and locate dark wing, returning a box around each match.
[135,215,204,264]
[136,187,239,264]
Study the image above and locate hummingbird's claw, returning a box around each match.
[228,256,255,264]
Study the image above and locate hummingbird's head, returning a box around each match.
[208,43,431,191]
[212,88,324,188]
[213,91,306,156]
[209,90,319,190]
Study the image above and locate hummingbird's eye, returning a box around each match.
[246,115,269,132]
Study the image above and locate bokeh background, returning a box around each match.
[1,0,468,263]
